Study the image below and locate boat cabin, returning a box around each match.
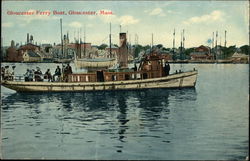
[68,53,168,83]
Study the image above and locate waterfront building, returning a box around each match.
[6,40,21,62]
[230,52,249,63]
[23,50,41,62]
[190,45,213,60]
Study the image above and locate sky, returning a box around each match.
[1,0,249,48]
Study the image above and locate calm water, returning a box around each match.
[1,63,249,160]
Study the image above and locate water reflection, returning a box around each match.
[2,89,197,154]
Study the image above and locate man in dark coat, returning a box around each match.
[64,64,72,82]
[165,62,170,76]
[53,66,61,82]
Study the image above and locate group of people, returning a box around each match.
[1,66,15,81]
[23,64,73,82]
[52,64,73,82]
[24,67,43,82]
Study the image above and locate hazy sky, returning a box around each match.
[2,1,249,48]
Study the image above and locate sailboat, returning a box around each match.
[74,23,117,70]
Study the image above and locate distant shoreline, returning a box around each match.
[1,61,249,64]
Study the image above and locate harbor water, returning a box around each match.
[0,63,249,160]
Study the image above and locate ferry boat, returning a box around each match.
[1,53,198,92]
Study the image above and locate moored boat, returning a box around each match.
[1,71,197,92]
[1,53,198,92]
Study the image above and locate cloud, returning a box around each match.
[183,10,224,25]
[118,15,139,25]
[2,22,14,27]
[69,21,82,28]
[96,9,118,23]
[148,8,166,17]
[97,9,139,26]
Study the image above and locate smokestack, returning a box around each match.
[118,32,128,68]
[119,33,127,47]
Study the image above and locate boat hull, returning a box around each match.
[1,71,197,92]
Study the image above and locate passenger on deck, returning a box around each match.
[1,67,5,80]
[165,62,170,76]
[64,64,72,82]
[4,66,11,80]
[10,66,16,81]
[34,67,43,81]
[53,66,61,82]
[24,69,30,81]
[44,69,52,82]
[62,65,66,81]
[29,70,34,81]
[24,69,34,81]
[133,63,137,71]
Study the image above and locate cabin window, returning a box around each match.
[131,74,135,79]
[125,74,130,80]
[112,75,116,81]
[137,73,141,79]
[143,73,148,79]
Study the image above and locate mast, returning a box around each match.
[212,32,214,49]
[224,30,227,47]
[173,28,175,57]
[183,29,185,60]
[84,25,86,58]
[183,29,185,49]
[215,31,218,60]
[60,18,63,58]
[151,33,153,52]
[129,33,131,58]
[180,30,183,60]
[80,28,82,59]
[109,22,112,58]
[220,35,222,59]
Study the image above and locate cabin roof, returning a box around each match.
[27,51,41,57]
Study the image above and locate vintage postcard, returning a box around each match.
[1,0,249,160]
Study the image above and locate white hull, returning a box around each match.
[1,71,197,92]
